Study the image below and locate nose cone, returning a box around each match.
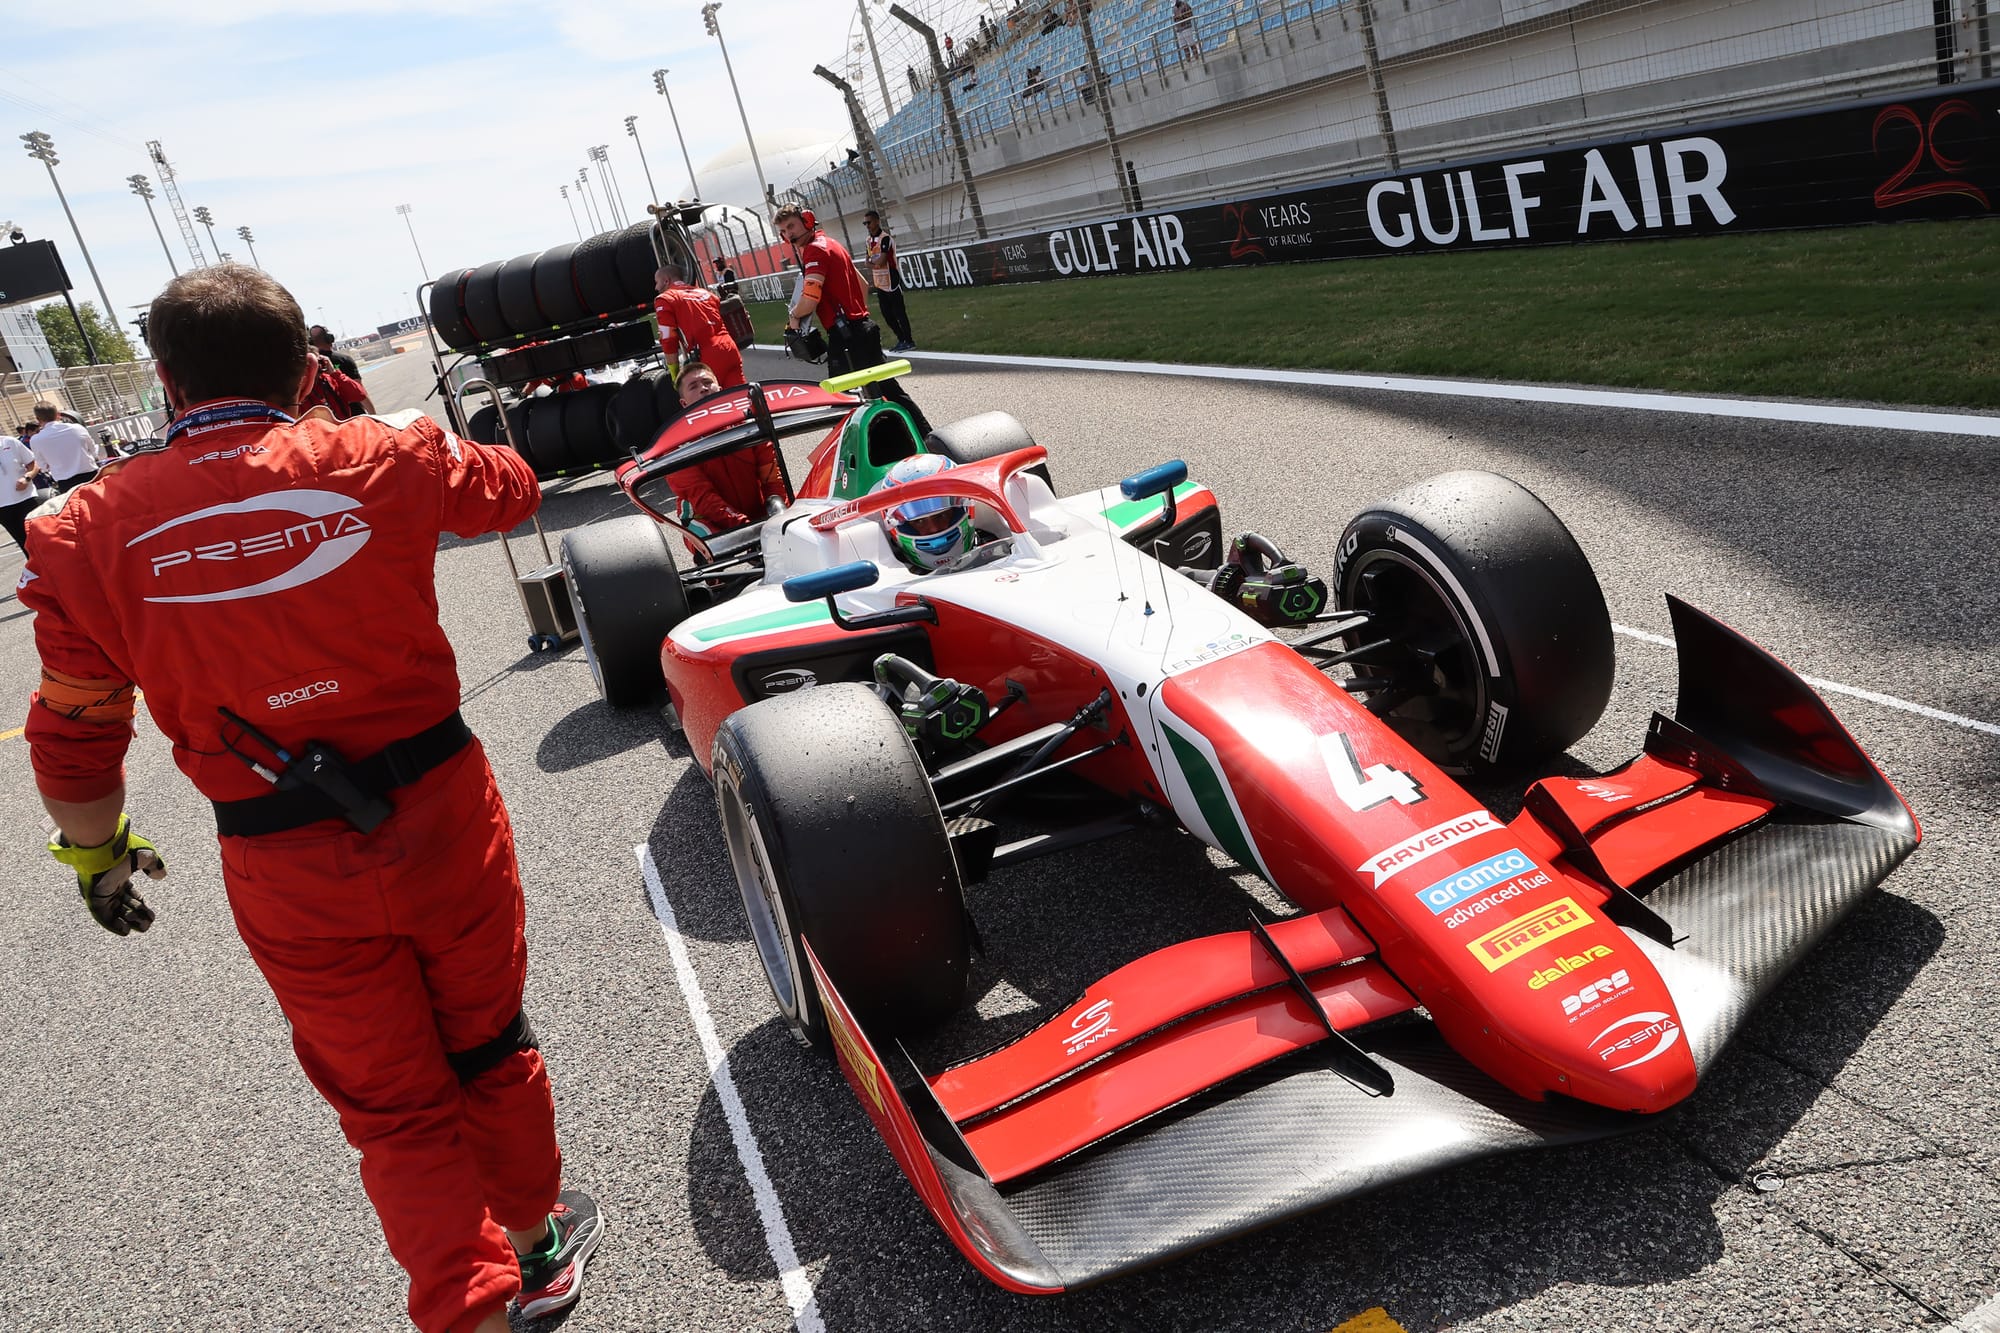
[1562,1008,1697,1111]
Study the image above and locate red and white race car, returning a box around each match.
[560,372,1921,1293]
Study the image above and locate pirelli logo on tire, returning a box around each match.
[1466,896,1593,972]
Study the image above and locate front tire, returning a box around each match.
[714,683,971,1048]
[560,516,689,707]
[1333,471,1612,774]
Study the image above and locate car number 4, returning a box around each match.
[1321,733,1425,812]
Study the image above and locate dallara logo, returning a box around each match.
[1466,896,1593,972]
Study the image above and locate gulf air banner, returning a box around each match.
[892,80,2000,290]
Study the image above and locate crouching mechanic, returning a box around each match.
[664,362,787,539]
[775,203,930,435]
[20,265,603,1333]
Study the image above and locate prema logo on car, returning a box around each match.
[128,490,372,605]
[759,667,818,694]
[1180,529,1215,562]
[1591,1010,1681,1071]
[1063,999,1118,1056]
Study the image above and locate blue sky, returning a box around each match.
[1,1,876,341]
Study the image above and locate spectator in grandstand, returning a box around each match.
[299,352,374,420]
[1174,0,1199,62]
[311,325,362,379]
[864,210,916,354]
[0,427,38,552]
[1023,64,1048,100]
[654,262,746,389]
[1075,67,1096,105]
[28,403,99,493]
[907,63,922,95]
[776,202,928,433]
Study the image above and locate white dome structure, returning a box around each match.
[694,127,846,213]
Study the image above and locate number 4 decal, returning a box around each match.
[1322,733,1424,811]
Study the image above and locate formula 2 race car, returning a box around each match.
[560,368,1921,1293]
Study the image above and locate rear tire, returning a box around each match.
[524,395,572,475]
[428,268,480,352]
[713,683,971,1048]
[572,232,626,318]
[612,222,662,310]
[559,515,689,707]
[1333,471,1612,775]
[926,410,1053,492]
[532,242,587,327]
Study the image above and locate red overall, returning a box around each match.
[653,283,745,388]
[21,403,558,1333]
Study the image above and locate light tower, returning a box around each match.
[651,69,702,199]
[20,130,118,323]
[235,225,261,269]
[701,4,772,214]
[192,206,222,264]
[127,174,179,275]
[145,140,208,268]
[624,115,659,208]
[395,203,430,283]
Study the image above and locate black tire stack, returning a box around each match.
[436,220,675,479]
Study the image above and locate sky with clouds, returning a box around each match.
[0,0,900,342]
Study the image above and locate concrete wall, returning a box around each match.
[824,0,1963,247]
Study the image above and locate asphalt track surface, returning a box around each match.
[2,347,1995,1333]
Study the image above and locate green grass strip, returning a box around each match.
[747,219,2000,409]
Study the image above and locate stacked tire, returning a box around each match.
[462,378,660,478]
[431,220,663,353]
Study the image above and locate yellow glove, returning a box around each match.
[50,814,166,937]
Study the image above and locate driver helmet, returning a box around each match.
[874,454,977,571]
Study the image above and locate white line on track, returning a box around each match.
[636,843,825,1333]
[875,348,2000,438]
[1612,624,2000,737]
[1949,1289,2000,1332]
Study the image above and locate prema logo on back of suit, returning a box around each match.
[128,490,373,604]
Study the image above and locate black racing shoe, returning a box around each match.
[515,1189,605,1320]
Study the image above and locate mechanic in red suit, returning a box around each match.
[20,265,603,1333]
[664,362,786,537]
[775,202,928,433]
[652,260,744,389]
[300,350,374,419]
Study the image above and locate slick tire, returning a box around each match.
[496,251,547,338]
[460,259,510,346]
[524,395,573,475]
[428,268,480,352]
[561,383,622,469]
[714,683,971,1049]
[925,411,1054,492]
[532,242,588,328]
[572,231,627,318]
[1333,470,1612,775]
[560,515,688,707]
[610,370,666,453]
[612,221,662,309]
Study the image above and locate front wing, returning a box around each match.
[805,597,1920,1291]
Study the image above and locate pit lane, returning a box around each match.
[1,348,1993,1332]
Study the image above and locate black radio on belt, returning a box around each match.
[218,707,393,833]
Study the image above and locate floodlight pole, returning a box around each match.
[652,69,703,199]
[395,203,431,283]
[560,185,584,239]
[127,175,178,275]
[20,130,118,334]
[625,115,660,207]
[702,4,773,216]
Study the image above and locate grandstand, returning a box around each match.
[795,0,1995,247]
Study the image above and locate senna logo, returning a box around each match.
[1466,896,1593,972]
[129,490,371,605]
[1063,998,1118,1056]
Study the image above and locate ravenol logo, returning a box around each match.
[1467,897,1594,973]
[1416,848,1535,914]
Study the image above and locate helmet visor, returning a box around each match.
[893,493,965,537]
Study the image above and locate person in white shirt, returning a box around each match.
[28,403,98,492]
[0,431,40,551]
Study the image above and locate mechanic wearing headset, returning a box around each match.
[21,264,603,1333]
[664,362,786,537]
[653,261,745,389]
[774,202,930,434]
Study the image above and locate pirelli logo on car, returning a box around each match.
[1466,896,1594,972]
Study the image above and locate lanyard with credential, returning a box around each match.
[163,400,293,446]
